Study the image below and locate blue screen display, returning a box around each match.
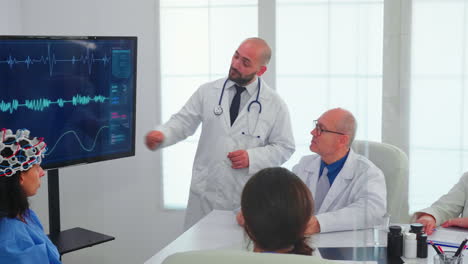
[0,36,137,169]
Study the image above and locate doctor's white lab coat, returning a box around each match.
[157,77,295,229]
[293,149,387,233]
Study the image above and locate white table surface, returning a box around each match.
[144,210,389,264]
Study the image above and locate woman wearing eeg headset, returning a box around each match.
[0,129,61,263]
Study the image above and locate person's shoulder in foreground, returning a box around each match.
[162,249,337,264]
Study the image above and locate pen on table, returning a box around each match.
[437,245,445,254]
[429,240,443,255]
[454,238,468,257]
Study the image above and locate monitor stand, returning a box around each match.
[47,168,115,255]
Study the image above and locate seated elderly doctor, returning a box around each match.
[293,108,387,234]
[414,172,468,235]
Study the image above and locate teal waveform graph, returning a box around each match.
[0,94,109,114]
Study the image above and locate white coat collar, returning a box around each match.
[228,78,259,98]
[305,149,355,179]
[214,77,271,102]
[217,77,258,97]
[317,149,357,213]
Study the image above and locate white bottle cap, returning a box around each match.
[405,233,416,240]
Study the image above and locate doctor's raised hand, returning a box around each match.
[145,130,165,150]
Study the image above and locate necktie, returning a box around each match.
[230,85,246,126]
[314,167,330,212]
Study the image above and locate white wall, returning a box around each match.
[0,0,21,33]
[1,0,186,263]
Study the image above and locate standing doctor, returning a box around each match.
[146,37,295,229]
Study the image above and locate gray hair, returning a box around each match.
[335,109,357,147]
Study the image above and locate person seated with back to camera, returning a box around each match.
[414,172,468,235]
[162,167,339,264]
[237,167,315,255]
[0,128,61,264]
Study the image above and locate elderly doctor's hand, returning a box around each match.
[236,211,245,227]
[305,216,321,235]
[227,150,249,169]
[145,130,165,150]
[441,217,468,229]
[416,213,437,235]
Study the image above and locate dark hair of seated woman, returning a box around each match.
[241,167,313,255]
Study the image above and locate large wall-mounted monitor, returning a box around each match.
[0,36,137,169]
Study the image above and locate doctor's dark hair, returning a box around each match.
[0,171,29,219]
[241,167,314,255]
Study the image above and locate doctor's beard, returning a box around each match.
[228,66,256,86]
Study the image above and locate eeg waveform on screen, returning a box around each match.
[0,37,135,167]
[45,126,110,155]
[0,43,110,76]
[0,94,109,114]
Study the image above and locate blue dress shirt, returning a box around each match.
[319,150,350,186]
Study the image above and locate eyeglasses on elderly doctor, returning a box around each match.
[313,120,346,136]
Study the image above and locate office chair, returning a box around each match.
[352,140,410,223]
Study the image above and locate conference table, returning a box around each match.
[145,210,466,264]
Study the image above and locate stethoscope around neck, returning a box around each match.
[213,78,263,137]
[213,78,262,116]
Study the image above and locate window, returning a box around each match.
[409,0,468,212]
[160,0,468,214]
[160,0,258,209]
[276,0,384,168]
